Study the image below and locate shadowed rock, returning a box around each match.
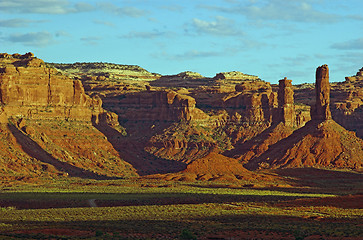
[245,65,363,170]
[277,77,295,127]
[313,64,331,120]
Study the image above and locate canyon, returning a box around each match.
[0,52,362,183]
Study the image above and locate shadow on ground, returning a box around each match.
[8,124,115,180]
[93,121,186,176]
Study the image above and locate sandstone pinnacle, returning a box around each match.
[314,64,332,120]
[277,77,295,127]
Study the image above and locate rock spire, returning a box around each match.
[277,77,295,126]
[314,64,331,120]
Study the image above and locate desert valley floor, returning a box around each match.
[0,53,362,239]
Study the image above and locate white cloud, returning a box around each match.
[8,31,54,47]
[97,3,146,18]
[161,5,184,12]
[93,20,115,27]
[55,30,70,37]
[0,18,46,28]
[81,36,102,45]
[331,38,363,50]
[190,16,244,36]
[283,54,311,65]
[0,0,94,14]
[74,2,95,12]
[157,49,225,61]
[201,0,340,23]
[122,30,173,39]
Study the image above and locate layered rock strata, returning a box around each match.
[245,65,363,170]
[312,64,332,120]
[345,67,363,82]
[225,78,297,163]
[104,90,208,122]
[277,77,295,127]
[48,62,161,81]
[0,53,102,122]
[222,81,277,124]
[331,67,363,138]
[214,71,260,81]
[293,67,363,138]
[0,53,139,180]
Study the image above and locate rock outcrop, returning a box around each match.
[214,71,260,81]
[345,67,363,82]
[277,77,295,127]
[245,65,363,170]
[0,53,138,181]
[181,151,254,181]
[105,90,208,122]
[166,71,205,80]
[225,78,297,163]
[222,81,277,124]
[293,67,363,138]
[234,80,271,92]
[0,53,102,122]
[150,71,213,89]
[312,64,332,120]
[48,62,161,81]
[331,67,363,138]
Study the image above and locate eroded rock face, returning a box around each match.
[0,53,102,122]
[214,71,260,81]
[246,120,363,170]
[0,53,138,180]
[331,67,363,138]
[222,81,277,124]
[313,64,332,120]
[277,77,295,127]
[234,80,270,92]
[245,65,363,170]
[345,67,363,82]
[293,67,363,138]
[48,62,161,82]
[106,90,208,122]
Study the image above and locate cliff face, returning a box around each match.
[277,78,295,127]
[225,77,303,163]
[48,62,161,81]
[104,90,208,122]
[245,65,363,170]
[331,67,363,138]
[0,53,138,181]
[222,90,277,123]
[38,58,362,176]
[0,53,102,122]
[221,79,309,128]
[294,67,363,138]
[312,64,332,120]
[214,71,260,81]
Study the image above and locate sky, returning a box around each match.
[0,0,362,84]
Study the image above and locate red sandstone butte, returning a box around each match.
[0,52,102,123]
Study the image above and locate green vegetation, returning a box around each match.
[48,62,149,72]
[152,121,233,153]
[0,180,362,239]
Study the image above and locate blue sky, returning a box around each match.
[1,0,362,84]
